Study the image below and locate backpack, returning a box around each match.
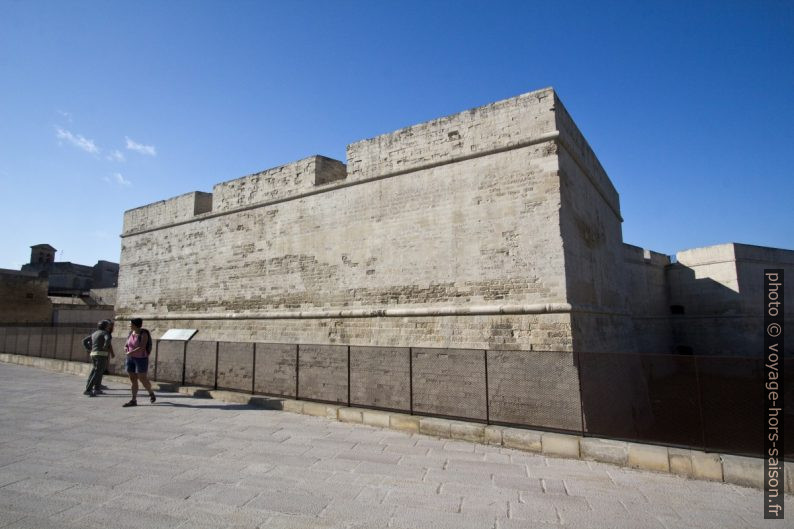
[141,328,153,356]
[82,334,92,353]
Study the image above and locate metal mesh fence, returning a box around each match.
[26,327,43,358]
[185,340,217,388]
[254,343,297,398]
[697,356,764,457]
[488,350,582,432]
[155,340,184,383]
[53,327,73,360]
[412,347,487,421]
[216,341,254,392]
[349,346,410,411]
[578,352,702,447]
[297,344,348,404]
[40,327,58,359]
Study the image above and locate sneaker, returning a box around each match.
[122,399,137,407]
[94,389,104,395]
[89,390,96,397]
[98,385,109,390]
[149,393,156,403]
[83,390,92,395]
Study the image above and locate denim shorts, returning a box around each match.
[125,356,149,374]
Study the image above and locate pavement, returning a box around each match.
[0,362,789,529]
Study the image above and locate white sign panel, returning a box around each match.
[159,329,198,341]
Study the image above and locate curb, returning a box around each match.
[2,353,788,494]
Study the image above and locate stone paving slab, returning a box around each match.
[0,362,791,529]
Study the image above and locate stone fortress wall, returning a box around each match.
[117,87,793,356]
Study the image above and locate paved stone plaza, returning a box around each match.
[0,363,788,529]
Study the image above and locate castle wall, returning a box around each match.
[620,245,674,353]
[669,243,793,355]
[553,96,633,353]
[118,89,575,350]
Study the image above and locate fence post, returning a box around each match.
[153,340,160,381]
[574,351,586,436]
[347,345,351,407]
[181,341,187,386]
[295,344,300,399]
[484,349,490,425]
[213,341,219,390]
[408,347,413,415]
[67,327,75,362]
[251,343,256,395]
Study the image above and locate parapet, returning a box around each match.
[121,156,346,235]
[345,87,558,181]
[212,155,346,213]
[122,191,212,235]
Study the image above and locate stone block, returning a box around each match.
[785,462,793,494]
[450,421,485,443]
[691,451,722,481]
[627,443,669,473]
[721,454,763,489]
[362,410,390,428]
[249,396,284,410]
[502,428,542,452]
[338,407,363,424]
[541,432,580,459]
[484,426,504,446]
[179,386,212,398]
[281,399,304,414]
[303,402,332,417]
[580,437,628,466]
[209,390,250,405]
[668,448,693,477]
[390,414,420,433]
[419,417,452,438]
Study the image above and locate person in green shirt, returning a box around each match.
[83,320,116,397]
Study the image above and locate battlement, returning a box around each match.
[346,87,558,181]
[212,155,346,213]
[122,191,212,235]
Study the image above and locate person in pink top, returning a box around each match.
[123,318,156,407]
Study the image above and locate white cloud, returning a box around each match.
[125,136,156,156]
[105,172,132,187]
[55,127,99,154]
[106,149,126,162]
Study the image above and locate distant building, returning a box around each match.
[0,269,52,324]
[21,244,119,296]
[0,245,118,325]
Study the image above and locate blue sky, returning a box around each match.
[1,0,792,269]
